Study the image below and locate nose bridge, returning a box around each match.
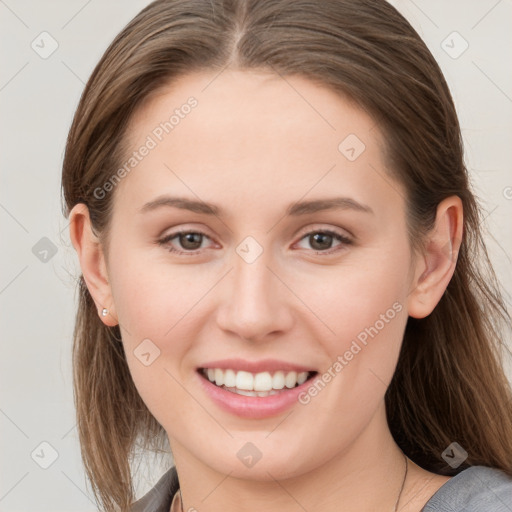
[234,251,274,307]
[215,243,292,340]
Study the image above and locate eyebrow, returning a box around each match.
[138,195,374,216]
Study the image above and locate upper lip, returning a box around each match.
[198,358,315,374]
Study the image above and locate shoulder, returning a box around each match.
[130,466,179,512]
[422,465,512,512]
[127,465,512,512]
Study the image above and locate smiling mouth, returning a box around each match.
[198,368,318,397]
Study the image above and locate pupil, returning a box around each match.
[180,233,202,249]
[310,233,332,251]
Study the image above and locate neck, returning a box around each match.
[170,403,409,512]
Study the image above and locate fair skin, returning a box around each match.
[70,70,462,512]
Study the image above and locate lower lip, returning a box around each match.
[197,371,316,419]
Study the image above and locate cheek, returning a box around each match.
[293,263,408,439]
[301,243,411,378]
[107,253,213,419]
[109,250,209,343]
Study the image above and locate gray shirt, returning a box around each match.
[130,465,512,512]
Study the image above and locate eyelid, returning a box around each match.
[293,223,353,242]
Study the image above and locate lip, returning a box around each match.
[198,358,314,374]
[196,361,318,419]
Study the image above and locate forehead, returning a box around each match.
[127,68,380,156]
[113,69,403,223]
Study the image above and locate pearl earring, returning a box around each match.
[101,308,108,317]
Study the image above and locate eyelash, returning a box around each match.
[157,228,353,256]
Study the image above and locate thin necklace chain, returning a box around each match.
[395,452,409,512]
[177,453,409,512]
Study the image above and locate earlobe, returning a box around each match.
[69,203,118,327]
[407,196,463,319]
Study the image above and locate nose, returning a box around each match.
[215,249,294,342]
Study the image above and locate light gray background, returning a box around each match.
[1,1,511,510]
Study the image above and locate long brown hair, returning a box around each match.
[61,0,512,510]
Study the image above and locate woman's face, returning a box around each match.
[103,70,419,480]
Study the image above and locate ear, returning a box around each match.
[69,203,118,327]
[407,196,463,319]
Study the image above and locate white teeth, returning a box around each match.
[254,372,273,391]
[224,387,281,397]
[202,368,312,392]
[234,389,256,396]
[235,371,254,390]
[297,372,308,385]
[285,371,298,388]
[272,371,285,389]
[224,369,236,387]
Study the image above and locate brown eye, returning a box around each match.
[178,232,203,250]
[158,230,212,254]
[295,230,353,254]
[309,232,334,251]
